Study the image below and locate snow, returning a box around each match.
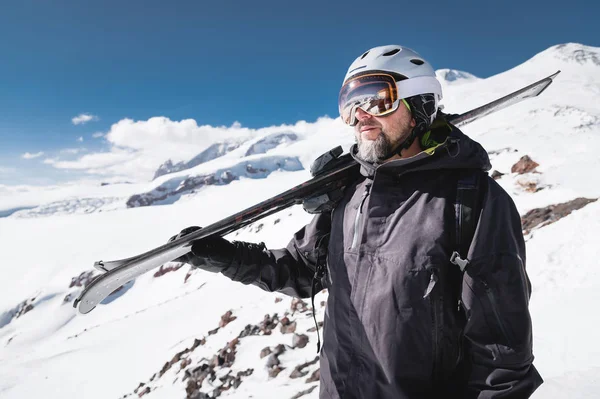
[1,43,600,398]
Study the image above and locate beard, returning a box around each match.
[355,117,413,163]
[356,131,393,163]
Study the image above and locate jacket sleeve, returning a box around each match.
[461,178,543,398]
[220,211,331,299]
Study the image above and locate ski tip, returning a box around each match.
[549,70,561,80]
[73,293,96,314]
[73,298,96,314]
[94,260,108,272]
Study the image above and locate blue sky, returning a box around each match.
[0,0,597,185]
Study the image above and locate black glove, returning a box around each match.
[302,146,348,214]
[168,226,236,273]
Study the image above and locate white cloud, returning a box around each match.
[43,115,347,182]
[48,150,138,172]
[77,136,84,142]
[43,158,58,165]
[60,148,85,155]
[92,132,105,138]
[72,113,99,125]
[22,152,44,160]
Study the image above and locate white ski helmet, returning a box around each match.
[342,45,443,124]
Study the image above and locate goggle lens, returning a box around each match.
[338,74,399,126]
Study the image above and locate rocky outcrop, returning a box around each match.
[245,133,298,156]
[128,156,303,208]
[0,296,37,329]
[153,142,241,180]
[521,197,598,234]
[491,170,505,180]
[119,302,324,398]
[511,155,539,174]
[291,386,318,399]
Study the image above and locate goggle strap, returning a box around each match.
[401,98,411,112]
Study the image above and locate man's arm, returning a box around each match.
[182,212,331,299]
[461,178,543,398]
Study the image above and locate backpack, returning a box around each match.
[451,170,487,272]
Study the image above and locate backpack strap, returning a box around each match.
[450,171,485,272]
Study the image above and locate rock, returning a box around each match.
[268,365,285,378]
[245,133,298,156]
[275,297,283,303]
[290,386,318,399]
[521,197,598,234]
[133,382,145,394]
[491,170,504,180]
[153,263,184,278]
[15,299,35,319]
[517,180,542,193]
[281,321,297,334]
[291,298,308,313]
[511,155,539,174]
[292,334,309,349]
[238,324,261,338]
[213,339,238,368]
[306,368,320,383]
[260,347,272,359]
[208,327,219,336]
[69,270,96,288]
[261,313,279,334]
[184,270,194,283]
[246,164,269,174]
[290,357,320,380]
[180,358,192,370]
[266,354,280,368]
[219,310,237,328]
[273,344,286,356]
[280,317,297,334]
[290,368,308,379]
[488,147,517,155]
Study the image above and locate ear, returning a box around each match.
[410,118,416,128]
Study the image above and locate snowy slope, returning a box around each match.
[1,43,600,399]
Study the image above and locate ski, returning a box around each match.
[74,70,560,315]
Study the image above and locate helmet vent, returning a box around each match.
[382,49,401,57]
[410,59,425,65]
[360,51,370,59]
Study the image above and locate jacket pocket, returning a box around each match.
[471,276,515,348]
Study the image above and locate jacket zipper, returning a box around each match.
[480,279,514,347]
[428,268,443,383]
[350,183,371,250]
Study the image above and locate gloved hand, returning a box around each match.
[302,146,348,214]
[168,226,236,273]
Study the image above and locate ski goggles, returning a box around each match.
[339,73,400,126]
[339,73,442,126]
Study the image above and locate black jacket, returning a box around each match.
[218,125,543,398]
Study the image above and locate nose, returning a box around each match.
[354,107,372,122]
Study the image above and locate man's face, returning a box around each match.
[354,102,416,163]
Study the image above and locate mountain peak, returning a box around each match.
[435,68,480,84]
[549,43,600,66]
[535,42,600,67]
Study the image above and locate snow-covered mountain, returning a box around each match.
[435,68,480,84]
[1,43,600,399]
